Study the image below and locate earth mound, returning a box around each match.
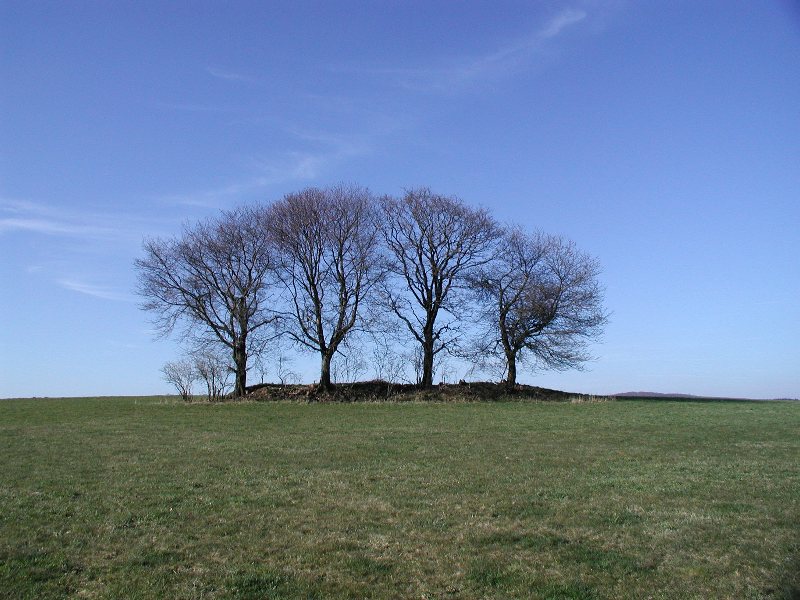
[245,380,588,402]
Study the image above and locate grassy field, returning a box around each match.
[1,396,798,599]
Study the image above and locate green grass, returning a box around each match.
[1,396,798,599]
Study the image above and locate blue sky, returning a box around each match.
[2,1,798,399]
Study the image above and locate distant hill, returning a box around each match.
[615,391,699,398]
[615,391,798,401]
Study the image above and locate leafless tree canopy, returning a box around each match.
[137,185,608,396]
[268,184,382,390]
[470,228,608,388]
[161,360,195,401]
[193,349,231,401]
[380,188,500,388]
[135,205,277,397]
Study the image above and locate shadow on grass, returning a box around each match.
[477,530,652,576]
[774,542,800,600]
[0,547,81,597]
[226,569,325,600]
[534,581,598,600]
[466,557,599,599]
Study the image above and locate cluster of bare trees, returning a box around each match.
[136,184,607,397]
[161,351,231,401]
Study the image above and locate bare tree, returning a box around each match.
[408,345,427,386]
[251,352,269,385]
[193,349,231,401]
[161,359,195,401]
[470,228,608,389]
[331,339,368,384]
[135,205,278,397]
[380,188,499,388]
[275,350,299,386]
[268,184,382,391]
[369,332,408,385]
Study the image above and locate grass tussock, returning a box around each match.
[0,396,798,599]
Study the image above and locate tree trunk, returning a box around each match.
[499,311,516,391]
[505,350,517,391]
[420,338,435,388]
[319,351,334,391]
[233,341,247,397]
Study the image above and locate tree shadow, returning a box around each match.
[772,542,800,600]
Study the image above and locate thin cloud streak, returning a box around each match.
[540,8,587,39]
[206,66,259,84]
[0,200,117,238]
[456,9,587,81]
[159,153,330,208]
[58,279,135,302]
[0,217,113,237]
[0,198,167,243]
[160,131,369,207]
[335,8,587,92]
[154,101,238,113]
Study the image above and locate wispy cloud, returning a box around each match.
[0,199,116,239]
[454,8,587,80]
[159,153,331,208]
[2,199,158,308]
[337,8,587,92]
[58,279,135,302]
[159,177,272,208]
[153,101,238,113]
[206,66,259,84]
[539,8,587,39]
[0,217,112,237]
[160,131,369,207]
[0,197,175,249]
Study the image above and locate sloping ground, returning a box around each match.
[246,380,585,402]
